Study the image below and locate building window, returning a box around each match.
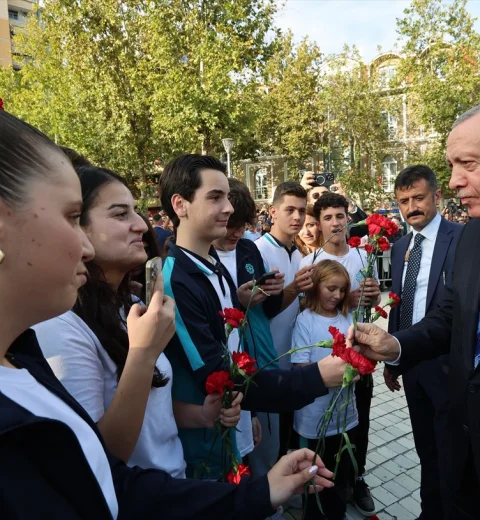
[382,111,398,140]
[378,65,396,88]
[382,156,397,193]
[254,168,268,200]
[8,10,19,20]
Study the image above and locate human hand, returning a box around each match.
[292,265,315,294]
[317,355,360,388]
[267,448,334,509]
[330,182,346,198]
[219,391,243,428]
[347,323,400,362]
[127,271,176,365]
[350,278,380,307]
[252,416,262,447]
[258,269,285,296]
[300,171,316,191]
[383,366,401,392]
[237,281,269,308]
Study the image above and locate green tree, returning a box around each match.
[396,0,480,189]
[256,32,324,165]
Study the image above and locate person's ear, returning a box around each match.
[171,194,187,219]
[434,189,442,205]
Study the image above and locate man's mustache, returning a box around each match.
[407,210,424,219]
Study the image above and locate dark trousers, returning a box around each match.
[303,432,355,520]
[278,411,299,457]
[448,451,478,520]
[353,374,373,476]
[403,358,449,520]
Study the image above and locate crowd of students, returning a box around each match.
[0,110,383,520]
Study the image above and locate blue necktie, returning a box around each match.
[474,316,480,369]
[400,233,425,330]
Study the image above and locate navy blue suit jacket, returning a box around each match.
[388,217,463,335]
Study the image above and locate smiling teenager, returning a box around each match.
[0,112,335,519]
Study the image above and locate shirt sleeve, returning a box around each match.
[291,317,312,364]
[34,316,106,422]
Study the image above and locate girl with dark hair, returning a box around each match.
[34,165,242,477]
[0,110,335,518]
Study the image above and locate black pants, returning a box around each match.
[278,411,299,457]
[403,358,449,520]
[448,453,478,520]
[303,432,355,520]
[353,374,373,476]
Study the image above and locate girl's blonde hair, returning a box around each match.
[304,260,351,316]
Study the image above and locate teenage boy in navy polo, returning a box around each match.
[159,154,350,479]
[212,178,285,481]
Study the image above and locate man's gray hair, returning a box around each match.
[452,104,480,128]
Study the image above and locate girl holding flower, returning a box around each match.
[292,260,357,520]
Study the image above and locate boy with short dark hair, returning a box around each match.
[159,155,349,479]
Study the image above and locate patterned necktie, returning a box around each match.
[400,233,425,330]
[474,316,480,369]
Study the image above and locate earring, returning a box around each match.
[0,250,4,264]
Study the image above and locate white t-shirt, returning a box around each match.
[33,311,187,478]
[255,233,302,369]
[216,249,238,287]
[0,366,118,519]
[291,309,358,439]
[182,251,254,458]
[299,247,377,292]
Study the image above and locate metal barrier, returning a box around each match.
[376,250,392,288]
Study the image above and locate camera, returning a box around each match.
[313,172,335,189]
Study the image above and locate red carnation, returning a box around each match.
[348,236,361,248]
[374,305,388,319]
[0,98,4,111]
[377,237,390,252]
[232,351,257,376]
[219,308,245,329]
[365,244,377,255]
[226,463,251,484]
[205,371,234,396]
[388,291,401,308]
[366,214,386,236]
[343,348,377,375]
[329,326,346,357]
[384,219,400,237]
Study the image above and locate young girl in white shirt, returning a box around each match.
[291,259,357,520]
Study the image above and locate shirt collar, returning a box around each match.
[265,233,297,254]
[412,212,441,243]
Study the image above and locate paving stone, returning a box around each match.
[369,431,387,446]
[364,472,383,488]
[403,450,420,464]
[376,513,396,520]
[384,425,406,439]
[345,505,365,520]
[393,454,418,471]
[368,450,388,466]
[396,473,420,492]
[375,429,397,443]
[400,496,422,517]
[371,486,398,507]
[395,422,413,433]
[405,466,421,481]
[385,502,416,520]
[376,445,399,461]
[379,459,402,477]
[385,440,409,455]
[371,465,396,483]
[396,437,416,450]
[391,409,410,420]
[382,479,411,499]
[411,488,421,503]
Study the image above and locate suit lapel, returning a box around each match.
[425,221,452,310]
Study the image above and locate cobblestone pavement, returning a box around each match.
[284,292,422,520]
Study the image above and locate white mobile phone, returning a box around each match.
[145,257,163,307]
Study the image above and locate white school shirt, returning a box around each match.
[255,233,302,369]
[33,310,187,478]
[291,309,358,439]
[182,250,254,458]
[0,365,119,519]
[402,212,442,325]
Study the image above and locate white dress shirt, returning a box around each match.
[401,212,442,326]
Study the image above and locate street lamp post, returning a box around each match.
[222,138,235,178]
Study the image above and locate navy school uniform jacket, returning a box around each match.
[163,242,328,477]
[233,238,283,369]
[0,330,275,520]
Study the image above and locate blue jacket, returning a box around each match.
[0,330,274,519]
[163,242,328,477]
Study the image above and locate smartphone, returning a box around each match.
[145,257,163,307]
[255,270,279,286]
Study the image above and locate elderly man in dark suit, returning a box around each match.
[385,165,462,520]
[348,103,480,520]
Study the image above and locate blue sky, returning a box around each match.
[275,0,480,61]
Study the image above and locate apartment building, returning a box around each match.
[0,0,34,68]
